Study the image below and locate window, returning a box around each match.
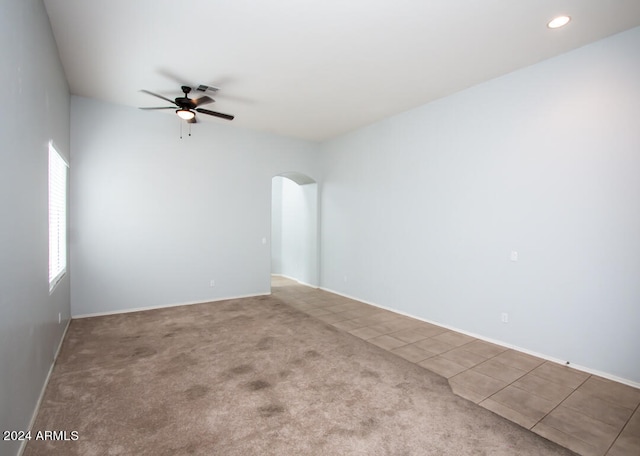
[49,143,68,292]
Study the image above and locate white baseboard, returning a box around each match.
[18,318,71,456]
[271,273,319,289]
[72,292,270,319]
[319,286,640,390]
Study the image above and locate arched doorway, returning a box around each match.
[271,173,318,288]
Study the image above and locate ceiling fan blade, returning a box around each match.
[140,90,176,105]
[193,95,214,107]
[196,108,234,121]
[139,106,175,110]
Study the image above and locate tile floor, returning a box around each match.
[272,276,640,456]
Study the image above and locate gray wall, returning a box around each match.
[271,177,284,274]
[0,1,71,455]
[319,27,640,384]
[70,97,319,316]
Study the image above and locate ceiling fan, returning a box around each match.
[139,85,234,123]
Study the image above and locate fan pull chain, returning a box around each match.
[179,120,183,139]
[189,122,192,136]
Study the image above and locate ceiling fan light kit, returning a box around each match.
[176,109,195,120]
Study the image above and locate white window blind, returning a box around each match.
[49,143,68,291]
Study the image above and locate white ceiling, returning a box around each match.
[44,0,640,142]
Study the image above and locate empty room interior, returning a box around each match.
[1,1,639,455]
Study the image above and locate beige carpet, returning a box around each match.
[24,295,576,455]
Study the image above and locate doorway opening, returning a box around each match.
[271,173,318,289]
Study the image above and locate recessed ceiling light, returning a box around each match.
[548,15,571,29]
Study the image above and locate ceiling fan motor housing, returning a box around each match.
[176,98,197,110]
